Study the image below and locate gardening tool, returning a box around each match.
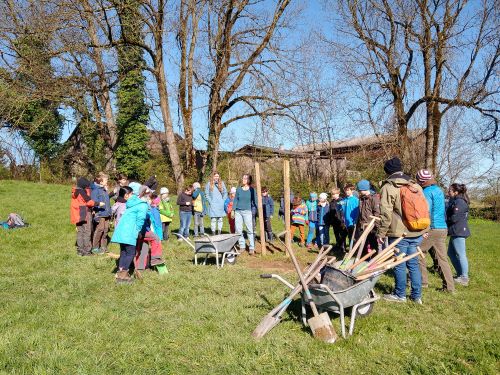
[353,234,406,275]
[353,217,380,263]
[346,250,376,271]
[286,243,337,343]
[339,216,380,269]
[252,248,332,339]
[355,247,425,281]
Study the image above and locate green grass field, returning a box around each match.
[0,180,499,374]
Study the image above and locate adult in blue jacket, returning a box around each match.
[90,173,112,254]
[205,171,228,235]
[446,183,471,286]
[416,170,455,292]
[111,189,149,284]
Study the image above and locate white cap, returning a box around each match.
[319,192,328,200]
[192,182,201,189]
[160,187,169,194]
[230,186,237,194]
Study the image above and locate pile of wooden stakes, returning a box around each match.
[337,217,425,281]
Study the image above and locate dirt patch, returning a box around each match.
[242,255,295,273]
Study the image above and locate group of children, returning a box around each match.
[71,173,174,283]
[288,180,380,254]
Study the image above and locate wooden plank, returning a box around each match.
[255,162,266,255]
[283,159,291,257]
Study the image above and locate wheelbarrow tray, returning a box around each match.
[194,233,240,254]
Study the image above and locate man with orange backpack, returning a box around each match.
[377,157,430,304]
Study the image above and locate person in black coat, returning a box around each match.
[446,183,471,286]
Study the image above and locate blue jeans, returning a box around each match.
[235,210,254,251]
[448,236,468,278]
[316,225,330,247]
[306,221,317,245]
[179,211,192,238]
[390,236,423,300]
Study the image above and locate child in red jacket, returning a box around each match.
[70,177,103,256]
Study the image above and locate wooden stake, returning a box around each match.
[283,160,291,257]
[255,162,266,255]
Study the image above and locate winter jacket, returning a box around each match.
[279,193,294,217]
[205,181,228,217]
[159,198,174,223]
[317,203,330,226]
[192,188,207,214]
[358,193,380,231]
[377,172,427,238]
[262,195,275,218]
[234,187,256,211]
[291,203,308,225]
[111,195,149,246]
[70,178,96,224]
[328,198,344,227]
[305,200,318,222]
[423,185,447,230]
[91,182,111,220]
[224,197,234,214]
[149,206,164,239]
[446,197,471,238]
[111,198,127,227]
[177,192,193,212]
[341,195,359,228]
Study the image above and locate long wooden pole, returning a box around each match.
[283,160,291,257]
[255,162,266,255]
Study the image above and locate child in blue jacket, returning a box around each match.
[111,186,149,284]
[316,193,330,248]
[91,172,112,254]
[305,192,319,249]
[340,184,359,249]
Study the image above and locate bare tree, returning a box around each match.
[201,0,301,177]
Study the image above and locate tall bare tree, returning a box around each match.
[201,0,296,177]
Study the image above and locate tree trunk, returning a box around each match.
[83,0,116,171]
[156,60,185,192]
[204,122,220,180]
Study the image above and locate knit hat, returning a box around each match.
[192,182,201,189]
[384,157,403,175]
[310,192,318,200]
[319,192,328,200]
[160,187,169,195]
[76,177,91,190]
[416,169,433,183]
[230,187,237,194]
[357,179,371,191]
[129,182,141,195]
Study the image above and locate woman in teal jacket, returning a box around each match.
[111,187,149,284]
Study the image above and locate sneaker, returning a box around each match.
[410,298,423,305]
[383,294,406,303]
[454,276,469,286]
[298,243,304,248]
[91,248,104,254]
[249,250,256,256]
[150,258,164,267]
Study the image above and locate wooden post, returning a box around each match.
[283,159,291,257]
[255,162,266,255]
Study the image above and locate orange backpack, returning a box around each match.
[400,182,430,231]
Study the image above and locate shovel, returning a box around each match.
[286,243,337,343]
[252,246,331,339]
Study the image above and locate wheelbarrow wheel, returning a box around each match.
[225,253,237,265]
[355,302,374,317]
